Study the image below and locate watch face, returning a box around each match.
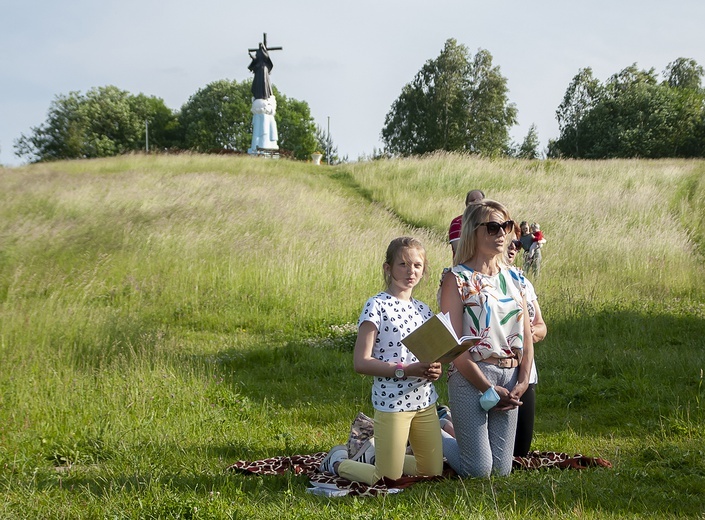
[395,368,405,378]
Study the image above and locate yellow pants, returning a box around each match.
[337,404,443,485]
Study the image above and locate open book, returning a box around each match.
[401,312,480,364]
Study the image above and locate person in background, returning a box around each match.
[526,222,546,263]
[519,221,544,276]
[518,221,534,273]
[507,238,547,456]
[518,221,532,252]
[438,200,533,477]
[448,189,486,258]
[318,237,444,484]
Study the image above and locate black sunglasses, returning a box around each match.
[510,239,522,249]
[478,220,515,236]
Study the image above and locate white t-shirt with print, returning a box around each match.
[358,292,438,412]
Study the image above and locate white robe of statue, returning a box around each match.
[248,96,278,154]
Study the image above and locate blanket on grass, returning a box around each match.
[227,451,612,497]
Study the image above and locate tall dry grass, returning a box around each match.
[345,153,705,310]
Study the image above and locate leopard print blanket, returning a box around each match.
[227,451,612,497]
[514,451,613,471]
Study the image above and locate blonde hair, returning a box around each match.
[454,200,515,266]
[383,237,428,288]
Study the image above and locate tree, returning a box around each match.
[15,86,179,162]
[554,68,602,157]
[590,79,680,157]
[552,59,705,158]
[80,86,145,157]
[465,49,518,156]
[515,124,540,159]
[571,65,678,158]
[664,57,704,90]
[314,125,340,164]
[662,58,705,156]
[381,39,516,156]
[178,80,253,152]
[15,91,86,161]
[273,90,317,160]
[131,94,182,150]
[179,79,318,159]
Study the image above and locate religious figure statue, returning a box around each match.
[248,43,273,100]
[247,34,282,155]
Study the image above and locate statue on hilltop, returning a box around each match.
[247,33,282,156]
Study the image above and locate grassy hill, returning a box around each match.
[1,153,704,518]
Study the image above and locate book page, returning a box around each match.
[435,312,478,345]
[401,312,480,363]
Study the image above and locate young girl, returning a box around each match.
[318,237,444,484]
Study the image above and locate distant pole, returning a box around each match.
[327,116,330,165]
[145,120,149,153]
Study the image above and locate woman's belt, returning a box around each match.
[477,356,519,369]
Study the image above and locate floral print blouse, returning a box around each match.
[438,264,526,365]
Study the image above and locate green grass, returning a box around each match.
[0,153,704,518]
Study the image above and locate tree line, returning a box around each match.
[14,39,705,163]
[380,39,705,160]
[549,58,705,158]
[14,81,332,163]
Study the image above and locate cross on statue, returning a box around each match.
[248,33,282,100]
[248,33,282,54]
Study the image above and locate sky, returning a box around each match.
[2,0,705,166]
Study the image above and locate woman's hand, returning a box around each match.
[508,380,529,405]
[495,384,523,411]
[406,362,442,381]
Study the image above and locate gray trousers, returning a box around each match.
[443,364,518,477]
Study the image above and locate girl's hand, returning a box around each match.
[407,362,442,381]
[424,362,442,381]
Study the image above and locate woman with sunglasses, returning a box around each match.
[507,238,547,456]
[438,199,534,477]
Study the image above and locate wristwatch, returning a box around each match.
[394,362,405,379]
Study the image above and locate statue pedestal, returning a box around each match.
[311,153,323,165]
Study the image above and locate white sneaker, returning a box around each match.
[318,445,348,474]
